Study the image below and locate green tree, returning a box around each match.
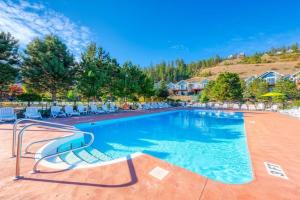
[291,43,299,52]
[17,92,42,106]
[66,87,80,105]
[139,74,154,100]
[78,43,109,101]
[274,79,299,100]
[155,80,169,99]
[244,79,269,101]
[200,80,215,102]
[116,62,144,101]
[21,35,76,102]
[0,32,20,99]
[210,72,243,101]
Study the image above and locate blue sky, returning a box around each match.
[1,0,300,66]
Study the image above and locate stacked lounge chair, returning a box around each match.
[24,107,42,119]
[0,107,17,121]
[51,106,67,118]
[65,105,80,117]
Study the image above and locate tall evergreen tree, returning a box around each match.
[116,62,147,101]
[210,72,243,101]
[77,43,115,101]
[0,32,20,99]
[21,35,76,102]
[155,80,169,99]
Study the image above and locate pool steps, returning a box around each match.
[58,145,111,166]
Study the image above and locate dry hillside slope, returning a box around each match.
[188,60,300,82]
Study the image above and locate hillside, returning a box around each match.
[188,59,300,82]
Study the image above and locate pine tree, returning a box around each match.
[0,32,20,99]
[21,35,77,102]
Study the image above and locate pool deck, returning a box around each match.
[0,108,299,200]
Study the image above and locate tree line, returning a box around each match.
[200,72,299,103]
[1,31,299,104]
[144,56,222,82]
[0,32,155,102]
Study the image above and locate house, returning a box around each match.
[167,82,176,95]
[176,80,189,95]
[188,81,203,95]
[227,54,234,59]
[154,81,162,89]
[167,79,209,96]
[238,52,246,58]
[167,82,176,90]
[167,80,188,96]
[290,71,300,86]
[257,71,284,86]
[244,75,257,85]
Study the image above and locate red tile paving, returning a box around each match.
[0,108,299,200]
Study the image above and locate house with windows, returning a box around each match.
[257,71,284,86]
[290,71,300,87]
[154,81,162,89]
[175,80,189,95]
[244,75,257,85]
[167,79,209,96]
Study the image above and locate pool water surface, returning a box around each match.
[74,110,253,184]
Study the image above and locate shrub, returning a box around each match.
[199,70,213,77]
[17,93,42,106]
[292,100,300,107]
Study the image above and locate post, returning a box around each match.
[15,128,23,179]
[12,120,19,157]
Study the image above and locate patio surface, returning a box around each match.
[0,108,299,200]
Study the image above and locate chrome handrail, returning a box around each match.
[24,132,76,154]
[12,119,76,157]
[15,123,94,179]
[33,131,94,173]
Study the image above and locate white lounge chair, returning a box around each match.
[24,107,42,119]
[90,104,105,114]
[143,103,150,110]
[136,103,143,110]
[241,104,248,110]
[269,104,279,112]
[0,107,17,121]
[222,103,229,109]
[51,106,67,118]
[65,105,80,117]
[248,104,256,111]
[102,103,117,113]
[232,104,240,110]
[256,103,265,111]
[109,103,118,112]
[77,105,88,115]
[214,103,220,109]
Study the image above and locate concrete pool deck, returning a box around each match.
[0,108,299,199]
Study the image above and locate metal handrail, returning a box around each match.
[25,132,77,154]
[12,119,76,157]
[15,123,94,179]
[33,131,94,173]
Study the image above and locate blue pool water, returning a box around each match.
[73,110,253,184]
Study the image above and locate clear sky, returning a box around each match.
[1,0,300,66]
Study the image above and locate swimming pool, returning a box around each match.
[55,110,253,184]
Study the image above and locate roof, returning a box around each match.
[177,80,188,85]
[257,71,284,79]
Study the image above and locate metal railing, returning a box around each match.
[14,119,94,179]
[12,119,76,157]
[32,130,94,173]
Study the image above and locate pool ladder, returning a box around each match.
[12,119,95,180]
